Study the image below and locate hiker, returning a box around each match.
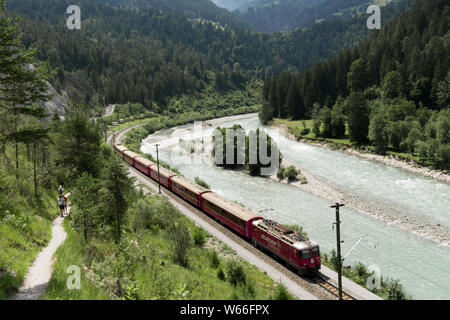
[57,195,65,218]
[58,185,64,196]
[62,193,68,214]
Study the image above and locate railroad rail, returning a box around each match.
[311,274,356,300]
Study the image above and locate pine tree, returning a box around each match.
[382,71,405,99]
[286,81,303,120]
[56,104,102,178]
[346,92,370,144]
[331,97,346,139]
[72,172,100,243]
[347,59,368,92]
[102,156,134,242]
[368,113,389,150]
[269,79,278,118]
[259,101,274,125]
[0,0,51,178]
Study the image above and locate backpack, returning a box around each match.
[58,198,65,206]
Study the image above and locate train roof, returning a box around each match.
[135,155,156,168]
[202,192,262,222]
[253,219,317,249]
[152,162,178,178]
[115,144,128,152]
[123,149,138,158]
[171,175,210,195]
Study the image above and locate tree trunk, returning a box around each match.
[116,209,121,242]
[14,105,18,180]
[84,213,88,243]
[33,142,38,199]
[15,141,19,180]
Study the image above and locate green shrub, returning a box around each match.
[194,177,211,189]
[166,221,192,267]
[299,176,308,184]
[210,250,220,269]
[192,227,206,247]
[273,283,292,300]
[276,167,285,181]
[217,267,226,281]
[284,165,299,182]
[129,196,175,232]
[226,260,246,287]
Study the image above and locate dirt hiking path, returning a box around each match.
[8,195,70,300]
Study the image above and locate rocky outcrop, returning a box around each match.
[41,73,96,117]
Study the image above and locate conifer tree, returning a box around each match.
[346,92,370,144]
[102,156,134,242]
[0,0,51,178]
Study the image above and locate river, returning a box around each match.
[141,115,450,300]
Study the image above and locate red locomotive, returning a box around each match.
[113,142,321,275]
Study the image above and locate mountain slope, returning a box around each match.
[7,0,415,113]
[238,0,393,32]
[8,0,275,108]
[263,0,449,168]
[211,0,254,11]
[268,0,415,72]
[96,0,251,30]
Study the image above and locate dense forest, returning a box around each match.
[7,0,273,108]
[237,0,360,32]
[97,0,251,30]
[6,0,413,112]
[261,0,449,169]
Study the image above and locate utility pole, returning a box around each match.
[155,144,161,194]
[331,202,344,300]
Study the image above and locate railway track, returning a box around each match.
[311,275,356,300]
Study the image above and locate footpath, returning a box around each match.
[8,194,70,300]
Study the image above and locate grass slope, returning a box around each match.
[0,147,57,299]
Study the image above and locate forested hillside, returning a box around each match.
[261,0,449,169]
[8,0,273,109]
[267,0,415,72]
[96,0,251,30]
[237,0,395,33]
[237,0,326,32]
[7,0,415,115]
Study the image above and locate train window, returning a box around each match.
[312,247,320,257]
[301,250,311,259]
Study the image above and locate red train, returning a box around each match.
[113,142,321,275]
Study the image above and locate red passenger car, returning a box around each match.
[114,144,128,159]
[171,176,211,207]
[200,192,263,239]
[252,219,321,274]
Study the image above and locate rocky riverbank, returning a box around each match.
[269,124,450,246]
[272,123,450,184]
